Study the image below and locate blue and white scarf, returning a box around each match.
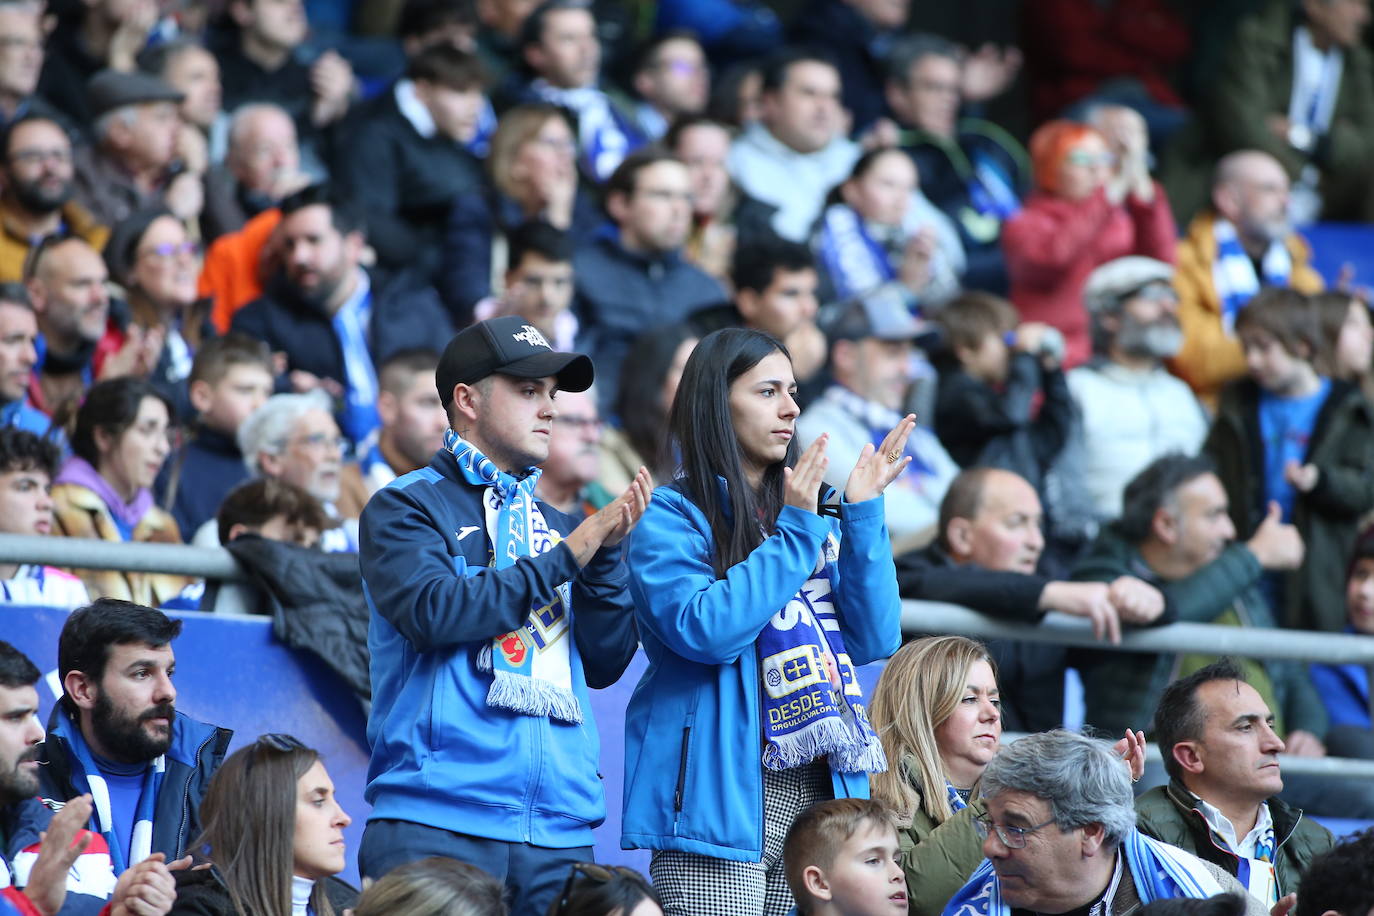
[444,429,581,723]
[947,781,970,813]
[529,82,643,182]
[51,712,164,875]
[1212,219,1292,334]
[816,203,896,301]
[758,531,886,773]
[945,830,1225,916]
[331,271,380,446]
[967,150,1021,222]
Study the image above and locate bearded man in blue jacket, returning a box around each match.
[357,316,652,915]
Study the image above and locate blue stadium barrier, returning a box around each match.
[1303,222,1374,289]
[3,604,893,880]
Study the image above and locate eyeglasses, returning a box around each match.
[285,433,346,453]
[139,241,202,261]
[973,814,1057,849]
[553,863,644,915]
[555,415,602,433]
[10,148,71,166]
[1065,150,1115,168]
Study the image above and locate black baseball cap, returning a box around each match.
[436,317,595,407]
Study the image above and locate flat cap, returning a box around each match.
[87,69,184,120]
[1082,256,1175,313]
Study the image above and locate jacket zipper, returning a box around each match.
[175,731,214,857]
[673,726,691,813]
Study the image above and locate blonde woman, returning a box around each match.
[868,636,1145,915]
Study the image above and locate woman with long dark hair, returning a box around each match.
[52,376,188,604]
[170,734,352,915]
[620,328,910,916]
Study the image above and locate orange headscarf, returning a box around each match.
[1028,120,1105,197]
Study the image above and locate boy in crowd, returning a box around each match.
[163,477,328,612]
[931,291,1073,493]
[0,427,88,607]
[1206,289,1374,634]
[155,334,275,537]
[784,798,907,916]
[472,222,577,350]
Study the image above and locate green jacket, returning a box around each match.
[1071,526,1327,738]
[897,790,987,916]
[1206,378,1374,632]
[1135,778,1334,897]
[1206,0,1374,185]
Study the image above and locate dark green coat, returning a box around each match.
[1135,778,1334,897]
[1206,378,1374,632]
[1206,0,1374,217]
[897,790,987,916]
[1071,527,1327,738]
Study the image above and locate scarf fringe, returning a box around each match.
[761,715,888,773]
[487,671,584,724]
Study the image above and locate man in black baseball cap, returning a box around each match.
[356,316,652,915]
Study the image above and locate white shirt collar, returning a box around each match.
[1194,794,1274,858]
[395,79,437,139]
[291,875,315,916]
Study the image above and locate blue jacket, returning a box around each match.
[359,449,638,848]
[621,485,901,860]
[38,709,232,864]
[1310,627,1371,729]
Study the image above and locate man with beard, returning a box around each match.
[37,599,233,876]
[1060,257,1210,528]
[1171,150,1325,409]
[0,117,108,283]
[796,294,960,544]
[0,640,182,916]
[230,183,454,448]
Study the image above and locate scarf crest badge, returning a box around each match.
[445,429,582,723]
[758,532,887,773]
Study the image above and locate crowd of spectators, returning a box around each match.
[3,0,1374,913]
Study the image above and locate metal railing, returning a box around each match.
[7,534,1374,778]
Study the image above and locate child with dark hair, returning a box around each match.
[1205,287,1374,633]
[155,333,275,537]
[0,427,88,607]
[471,221,578,349]
[931,291,1073,492]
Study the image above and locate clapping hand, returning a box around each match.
[844,415,916,504]
[784,434,829,514]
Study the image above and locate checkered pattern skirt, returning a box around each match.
[650,761,833,916]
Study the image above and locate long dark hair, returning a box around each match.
[194,736,335,916]
[669,328,797,576]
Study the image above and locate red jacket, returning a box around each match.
[1001,185,1176,369]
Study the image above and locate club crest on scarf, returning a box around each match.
[758,532,886,773]
[444,429,583,724]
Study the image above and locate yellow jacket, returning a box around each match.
[51,482,192,606]
[0,200,108,282]
[1170,210,1324,408]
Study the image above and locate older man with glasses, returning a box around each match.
[943,730,1266,916]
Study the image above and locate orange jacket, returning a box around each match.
[199,208,281,333]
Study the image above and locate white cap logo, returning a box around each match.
[512,325,551,350]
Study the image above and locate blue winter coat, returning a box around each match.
[621,485,901,860]
[359,449,638,848]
